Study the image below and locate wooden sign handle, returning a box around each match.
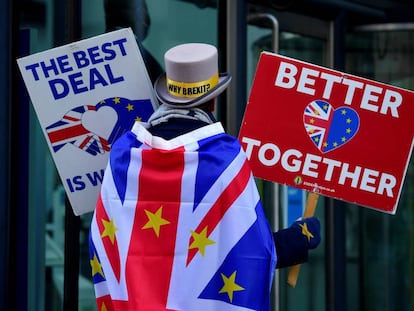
[286,191,319,288]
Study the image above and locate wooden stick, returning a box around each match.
[286,191,319,288]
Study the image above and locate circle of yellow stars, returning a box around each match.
[307,107,354,150]
[99,97,143,122]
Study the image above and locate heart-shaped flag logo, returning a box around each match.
[82,105,118,141]
[46,97,154,156]
[303,100,360,153]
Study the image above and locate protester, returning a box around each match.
[150,42,321,268]
[89,43,320,310]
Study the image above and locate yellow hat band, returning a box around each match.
[166,73,219,98]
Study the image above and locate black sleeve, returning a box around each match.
[274,226,309,269]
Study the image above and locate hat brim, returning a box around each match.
[154,73,231,108]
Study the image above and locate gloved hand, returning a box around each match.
[273,216,321,268]
[290,216,321,250]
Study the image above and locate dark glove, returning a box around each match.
[291,216,321,250]
[273,216,321,268]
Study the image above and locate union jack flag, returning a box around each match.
[89,122,277,311]
[46,97,154,156]
[303,100,360,153]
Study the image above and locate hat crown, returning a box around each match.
[164,43,218,83]
[154,43,231,108]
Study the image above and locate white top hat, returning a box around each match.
[154,43,231,108]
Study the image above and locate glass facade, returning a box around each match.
[346,29,414,311]
[3,0,413,310]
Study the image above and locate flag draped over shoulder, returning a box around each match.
[89,121,277,311]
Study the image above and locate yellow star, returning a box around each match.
[135,116,142,122]
[100,302,108,311]
[126,103,134,111]
[341,109,347,115]
[90,253,104,278]
[189,226,216,256]
[299,222,314,242]
[101,218,118,244]
[142,206,170,237]
[113,97,121,104]
[219,271,245,303]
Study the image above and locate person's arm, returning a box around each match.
[274,217,321,269]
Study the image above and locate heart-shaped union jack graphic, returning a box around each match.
[46,97,154,156]
[303,100,360,153]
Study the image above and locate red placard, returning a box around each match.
[239,52,414,214]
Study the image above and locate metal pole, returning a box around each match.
[226,0,247,137]
[247,12,280,311]
[247,13,279,53]
[245,11,281,311]
[63,199,81,311]
[6,0,26,309]
[63,0,82,310]
[325,10,347,311]
[217,0,228,129]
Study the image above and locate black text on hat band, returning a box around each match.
[166,73,219,98]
